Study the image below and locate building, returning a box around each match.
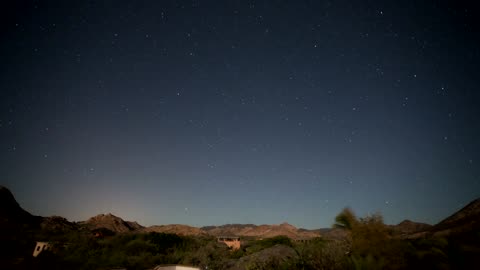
[33,241,52,257]
[217,236,241,250]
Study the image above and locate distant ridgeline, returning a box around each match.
[1,185,480,269]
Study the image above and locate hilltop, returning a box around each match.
[2,185,480,240]
[79,213,144,233]
[202,222,319,239]
[389,219,432,238]
[1,185,480,269]
[0,186,41,229]
[430,199,480,236]
[142,224,207,236]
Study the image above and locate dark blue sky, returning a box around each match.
[1,0,479,229]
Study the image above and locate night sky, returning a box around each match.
[1,0,479,229]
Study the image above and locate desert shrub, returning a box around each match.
[245,236,293,254]
[350,214,390,258]
[230,248,246,259]
[261,236,293,247]
[407,237,450,270]
[350,253,386,270]
[53,232,193,269]
[333,209,413,270]
[122,252,161,270]
[181,240,230,270]
[298,238,351,270]
[92,227,116,237]
[146,232,185,253]
[246,255,294,270]
[334,208,358,231]
[125,238,155,255]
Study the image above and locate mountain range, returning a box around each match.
[1,185,479,240]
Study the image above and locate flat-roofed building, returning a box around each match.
[217,236,241,250]
[33,241,51,257]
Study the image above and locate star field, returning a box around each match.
[1,0,479,228]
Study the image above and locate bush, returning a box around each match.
[333,209,413,270]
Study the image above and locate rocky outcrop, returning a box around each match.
[430,198,480,236]
[390,219,431,237]
[0,185,41,231]
[203,222,319,239]
[143,224,206,236]
[40,216,79,233]
[80,213,143,233]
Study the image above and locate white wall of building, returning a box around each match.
[33,242,51,257]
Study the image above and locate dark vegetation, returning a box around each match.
[1,185,479,269]
[4,209,479,270]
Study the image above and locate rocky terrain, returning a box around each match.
[0,186,41,230]
[40,216,80,233]
[2,184,480,269]
[0,185,320,240]
[203,222,319,239]
[1,184,479,241]
[142,224,207,236]
[79,213,143,233]
[429,199,480,236]
[389,219,432,237]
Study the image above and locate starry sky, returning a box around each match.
[1,0,479,229]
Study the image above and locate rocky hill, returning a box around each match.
[0,186,40,226]
[40,215,80,233]
[0,186,43,264]
[3,184,479,242]
[142,224,207,236]
[80,213,144,233]
[203,222,319,239]
[0,185,41,231]
[430,198,480,236]
[390,219,431,237]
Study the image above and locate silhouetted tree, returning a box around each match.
[334,207,358,231]
[333,208,411,270]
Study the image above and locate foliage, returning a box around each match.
[28,232,212,270]
[331,208,477,270]
[294,238,351,270]
[8,209,479,270]
[334,208,358,230]
[244,236,293,255]
[246,256,293,270]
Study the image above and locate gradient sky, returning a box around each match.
[1,0,479,229]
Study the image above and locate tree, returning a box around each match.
[334,208,358,231]
[333,208,411,270]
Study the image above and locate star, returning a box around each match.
[2,0,478,232]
